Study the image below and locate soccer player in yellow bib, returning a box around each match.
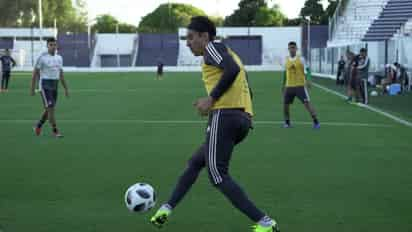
[150,16,280,232]
[282,41,320,129]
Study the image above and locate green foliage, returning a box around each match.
[254,5,286,27]
[0,0,88,32]
[209,16,224,27]
[324,0,338,20]
[300,0,326,24]
[138,3,206,33]
[91,14,137,33]
[299,0,338,25]
[284,18,303,26]
[224,0,286,26]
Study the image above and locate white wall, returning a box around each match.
[95,34,137,55]
[13,40,47,67]
[0,28,56,38]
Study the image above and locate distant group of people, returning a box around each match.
[336,48,410,100]
[336,48,370,103]
[381,62,409,93]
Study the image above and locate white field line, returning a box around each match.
[0,119,394,128]
[312,82,412,128]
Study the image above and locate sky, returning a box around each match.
[85,0,327,26]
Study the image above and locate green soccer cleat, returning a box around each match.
[150,206,171,228]
[252,221,280,232]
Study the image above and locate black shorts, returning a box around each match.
[40,88,58,108]
[284,86,310,104]
[2,71,10,79]
[187,109,251,185]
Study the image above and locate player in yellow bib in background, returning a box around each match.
[282,41,320,129]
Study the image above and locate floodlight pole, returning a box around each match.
[305,16,311,67]
[38,0,43,41]
[116,23,120,67]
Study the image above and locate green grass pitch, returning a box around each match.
[0,71,411,232]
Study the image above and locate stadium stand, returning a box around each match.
[363,0,412,41]
[329,0,388,46]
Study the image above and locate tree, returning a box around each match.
[138,3,206,33]
[224,0,286,26]
[209,16,224,27]
[325,0,338,20]
[0,0,88,32]
[118,23,137,33]
[0,0,36,27]
[284,18,303,26]
[254,4,286,27]
[92,14,118,33]
[91,14,137,33]
[300,0,326,25]
[224,0,266,26]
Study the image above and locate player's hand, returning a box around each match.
[193,96,214,116]
[64,89,70,98]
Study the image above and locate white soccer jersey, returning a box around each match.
[35,52,63,80]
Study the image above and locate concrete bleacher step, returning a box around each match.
[363,35,392,39]
[384,6,412,10]
[382,8,412,13]
[374,17,410,22]
[371,20,405,25]
[366,28,398,33]
[370,24,404,29]
[381,12,412,16]
[365,31,397,36]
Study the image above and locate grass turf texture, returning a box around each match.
[0,72,411,232]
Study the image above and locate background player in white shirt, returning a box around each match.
[31,38,69,138]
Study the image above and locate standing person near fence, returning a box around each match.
[348,55,365,103]
[357,48,370,103]
[0,49,17,92]
[336,56,345,85]
[345,51,355,101]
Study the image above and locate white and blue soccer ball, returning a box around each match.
[124,182,156,213]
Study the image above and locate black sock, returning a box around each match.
[52,124,58,133]
[285,119,290,125]
[36,120,45,128]
[312,116,319,124]
[36,112,48,128]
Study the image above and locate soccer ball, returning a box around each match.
[124,183,156,213]
[370,90,378,96]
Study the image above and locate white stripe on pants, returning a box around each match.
[209,110,222,184]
